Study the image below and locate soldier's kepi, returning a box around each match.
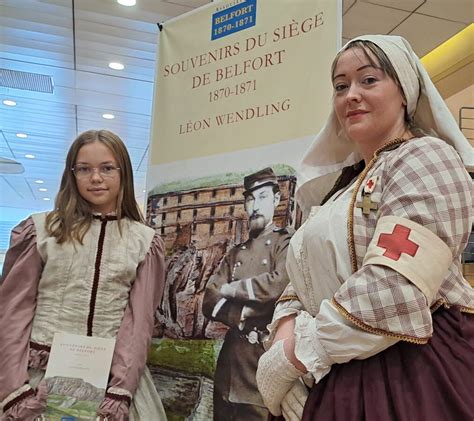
[243,167,280,238]
[243,167,279,193]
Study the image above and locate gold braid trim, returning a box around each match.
[347,137,410,273]
[276,295,300,305]
[331,297,429,344]
[431,298,474,314]
[430,298,446,313]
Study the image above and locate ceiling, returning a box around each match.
[0,0,473,249]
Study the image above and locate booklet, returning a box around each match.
[42,333,116,421]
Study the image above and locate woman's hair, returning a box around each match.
[46,129,144,243]
[331,40,403,95]
[330,39,420,132]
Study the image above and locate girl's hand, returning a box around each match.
[97,396,130,421]
[0,381,47,421]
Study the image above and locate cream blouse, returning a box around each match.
[267,181,397,383]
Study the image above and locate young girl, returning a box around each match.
[0,130,167,420]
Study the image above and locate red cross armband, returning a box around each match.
[362,216,452,305]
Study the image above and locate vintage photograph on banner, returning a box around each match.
[146,0,341,419]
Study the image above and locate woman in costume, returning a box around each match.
[0,130,167,420]
[256,35,474,420]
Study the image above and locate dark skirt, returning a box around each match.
[273,307,474,421]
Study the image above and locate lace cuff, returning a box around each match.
[1,384,34,412]
[293,312,332,383]
[105,387,132,405]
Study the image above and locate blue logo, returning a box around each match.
[211,0,257,40]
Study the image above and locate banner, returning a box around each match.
[146,0,341,419]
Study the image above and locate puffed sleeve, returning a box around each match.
[333,138,473,341]
[0,217,43,407]
[105,233,165,401]
[284,139,472,384]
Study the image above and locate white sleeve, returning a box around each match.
[263,282,304,350]
[293,299,398,383]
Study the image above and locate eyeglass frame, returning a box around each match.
[71,164,121,179]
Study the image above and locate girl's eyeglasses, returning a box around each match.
[72,165,120,179]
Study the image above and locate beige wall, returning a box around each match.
[423,26,473,147]
[443,78,474,147]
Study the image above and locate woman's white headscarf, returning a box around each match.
[296,35,473,213]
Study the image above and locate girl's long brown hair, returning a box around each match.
[46,129,144,243]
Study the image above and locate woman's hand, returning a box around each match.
[0,381,47,421]
[256,339,305,416]
[281,379,309,421]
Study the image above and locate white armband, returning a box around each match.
[363,216,452,304]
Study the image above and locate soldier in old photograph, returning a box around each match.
[202,167,293,421]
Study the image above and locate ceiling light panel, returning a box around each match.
[117,0,137,6]
[109,62,125,70]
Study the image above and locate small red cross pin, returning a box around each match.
[364,176,378,194]
[377,224,419,261]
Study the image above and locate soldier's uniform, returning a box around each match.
[202,223,293,420]
[203,167,294,420]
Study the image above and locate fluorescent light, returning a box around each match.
[43,197,51,201]
[109,62,125,70]
[3,99,16,106]
[117,0,136,6]
[16,133,28,138]
[39,188,47,192]
[25,154,35,159]
[35,180,44,184]
[102,113,115,119]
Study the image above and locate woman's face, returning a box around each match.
[332,47,406,154]
[74,141,121,214]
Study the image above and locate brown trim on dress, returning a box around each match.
[87,219,108,336]
[347,138,409,274]
[3,388,35,412]
[92,215,117,221]
[29,341,51,352]
[105,392,132,406]
[275,295,299,304]
[331,297,429,344]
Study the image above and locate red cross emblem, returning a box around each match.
[364,176,377,194]
[377,224,419,261]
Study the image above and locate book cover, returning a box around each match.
[42,333,116,421]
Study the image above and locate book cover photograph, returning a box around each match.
[42,333,115,421]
